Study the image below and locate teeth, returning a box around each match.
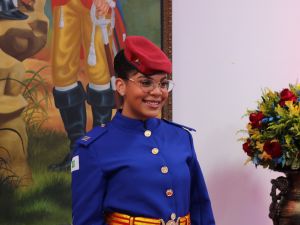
[145,101,160,106]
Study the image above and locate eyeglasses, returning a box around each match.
[128,78,174,92]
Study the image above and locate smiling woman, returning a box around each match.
[71,36,215,225]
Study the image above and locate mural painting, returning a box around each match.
[0,0,164,224]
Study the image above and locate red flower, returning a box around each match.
[243,139,253,156]
[263,141,282,158]
[249,111,264,128]
[279,88,297,106]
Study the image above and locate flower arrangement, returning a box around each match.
[241,84,300,170]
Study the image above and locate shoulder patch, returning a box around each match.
[162,119,196,132]
[77,125,108,147]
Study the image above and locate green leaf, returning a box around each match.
[291,157,300,170]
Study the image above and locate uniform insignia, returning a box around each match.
[81,136,91,141]
[134,58,140,65]
[77,126,108,147]
[163,119,196,132]
[71,155,79,172]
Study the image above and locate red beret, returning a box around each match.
[124,36,172,75]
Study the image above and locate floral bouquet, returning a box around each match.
[241,84,300,170]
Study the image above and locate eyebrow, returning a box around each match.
[137,74,147,79]
[136,75,168,81]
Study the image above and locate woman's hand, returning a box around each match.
[20,0,34,7]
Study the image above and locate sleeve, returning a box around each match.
[72,144,107,225]
[187,132,216,225]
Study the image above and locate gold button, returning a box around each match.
[166,189,174,197]
[144,130,151,137]
[152,148,159,155]
[171,213,176,220]
[161,166,169,174]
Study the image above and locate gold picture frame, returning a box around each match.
[161,0,172,121]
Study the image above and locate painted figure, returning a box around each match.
[72,36,215,225]
[50,0,119,170]
[0,0,48,187]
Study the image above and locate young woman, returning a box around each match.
[72,36,215,225]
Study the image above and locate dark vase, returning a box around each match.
[269,171,300,225]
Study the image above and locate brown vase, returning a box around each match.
[269,171,300,225]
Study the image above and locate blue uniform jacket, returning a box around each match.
[72,111,215,225]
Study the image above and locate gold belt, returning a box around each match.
[106,212,191,225]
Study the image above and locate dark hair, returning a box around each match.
[114,50,138,79]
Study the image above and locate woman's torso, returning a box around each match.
[91,113,194,220]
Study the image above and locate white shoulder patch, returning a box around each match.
[71,155,80,172]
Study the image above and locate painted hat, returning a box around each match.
[124,36,172,75]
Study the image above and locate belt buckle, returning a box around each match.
[160,217,180,225]
[166,219,177,225]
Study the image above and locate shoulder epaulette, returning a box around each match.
[77,125,108,147]
[163,119,196,132]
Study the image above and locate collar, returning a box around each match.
[110,111,161,132]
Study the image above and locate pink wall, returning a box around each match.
[173,1,300,224]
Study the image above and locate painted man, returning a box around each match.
[50,0,116,170]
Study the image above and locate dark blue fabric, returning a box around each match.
[72,111,215,225]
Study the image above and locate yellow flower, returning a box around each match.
[285,101,300,116]
[247,123,260,136]
[255,142,264,152]
[246,123,252,131]
[266,90,276,98]
[259,151,272,160]
[275,104,286,117]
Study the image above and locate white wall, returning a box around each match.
[173,1,300,225]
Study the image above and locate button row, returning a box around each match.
[145,132,173,198]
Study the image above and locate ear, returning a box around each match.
[115,78,126,96]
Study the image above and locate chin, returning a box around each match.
[142,108,162,119]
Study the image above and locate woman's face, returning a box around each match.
[116,72,169,120]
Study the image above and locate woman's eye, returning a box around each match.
[160,81,169,88]
[139,80,153,87]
